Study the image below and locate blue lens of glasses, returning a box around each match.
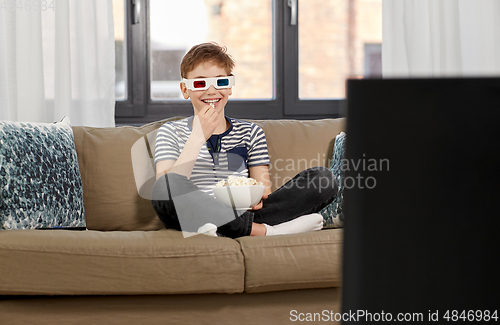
[217,78,230,87]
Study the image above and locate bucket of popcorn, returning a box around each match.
[213,176,265,210]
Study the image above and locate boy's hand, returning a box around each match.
[193,103,221,141]
[251,193,269,211]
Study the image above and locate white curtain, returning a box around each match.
[0,0,115,126]
[382,0,500,78]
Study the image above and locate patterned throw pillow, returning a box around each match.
[320,132,346,228]
[0,117,86,229]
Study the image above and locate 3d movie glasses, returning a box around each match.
[182,75,235,91]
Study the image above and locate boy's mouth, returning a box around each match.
[202,99,221,105]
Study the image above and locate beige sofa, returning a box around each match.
[0,117,346,325]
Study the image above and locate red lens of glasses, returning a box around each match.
[193,80,206,89]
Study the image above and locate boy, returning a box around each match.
[152,42,337,238]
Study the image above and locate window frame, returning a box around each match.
[115,0,344,125]
[283,1,346,116]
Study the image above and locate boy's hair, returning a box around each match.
[180,42,235,78]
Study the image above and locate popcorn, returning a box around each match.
[215,176,263,187]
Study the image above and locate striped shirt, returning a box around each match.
[155,116,270,196]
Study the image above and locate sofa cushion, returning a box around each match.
[252,119,346,191]
[72,119,179,231]
[0,229,244,295]
[236,229,343,293]
[0,117,85,230]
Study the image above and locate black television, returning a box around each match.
[341,77,500,324]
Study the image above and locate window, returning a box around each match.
[114,0,382,124]
[149,0,273,101]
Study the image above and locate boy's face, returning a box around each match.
[180,62,232,115]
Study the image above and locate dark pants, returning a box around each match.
[151,167,338,238]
